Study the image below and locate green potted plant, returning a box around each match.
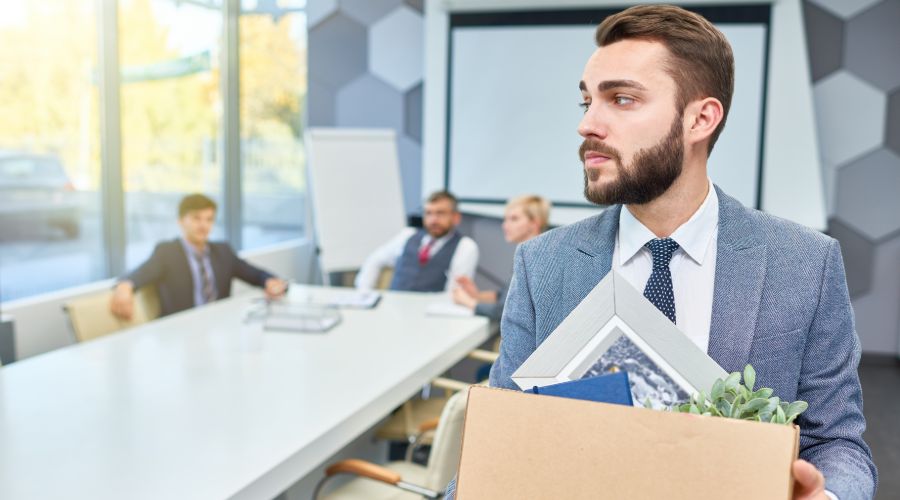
[671,364,808,425]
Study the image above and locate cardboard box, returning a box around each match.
[455,386,799,499]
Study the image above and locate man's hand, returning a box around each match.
[264,278,288,299]
[793,459,827,500]
[455,275,480,296]
[110,281,135,320]
[452,286,478,310]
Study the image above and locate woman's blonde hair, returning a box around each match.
[506,195,552,231]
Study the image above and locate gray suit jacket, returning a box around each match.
[448,187,876,499]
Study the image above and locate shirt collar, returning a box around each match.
[179,237,209,259]
[618,179,719,266]
[423,230,455,247]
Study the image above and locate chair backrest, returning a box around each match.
[423,386,470,491]
[64,286,160,342]
[375,267,394,290]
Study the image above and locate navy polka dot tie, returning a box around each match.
[643,238,679,324]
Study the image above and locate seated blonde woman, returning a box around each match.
[452,195,551,320]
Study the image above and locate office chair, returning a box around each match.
[63,285,160,342]
[313,387,469,500]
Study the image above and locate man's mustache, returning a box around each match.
[579,139,622,164]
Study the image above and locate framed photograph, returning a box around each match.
[512,271,727,409]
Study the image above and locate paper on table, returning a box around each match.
[325,290,381,309]
[426,301,475,317]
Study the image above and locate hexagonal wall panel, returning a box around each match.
[369,6,424,92]
[340,0,403,25]
[827,217,876,298]
[808,0,881,20]
[308,13,367,87]
[404,0,424,13]
[887,89,900,156]
[845,1,900,92]
[404,83,423,142]
[814,71,885,165]
[835,148,900,240]
[335,74,404,130]
[822,157,841,216]
[802,1,843,82]
[307,0,338,28]
[307,79,336,126]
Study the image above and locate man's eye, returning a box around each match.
[614,95,635,106]
[578,102,590,113]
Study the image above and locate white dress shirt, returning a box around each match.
[612,180,718,353]
[354,227,479,292]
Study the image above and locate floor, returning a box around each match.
[859,356,900,499]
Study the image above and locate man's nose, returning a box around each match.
[577,105,609,140]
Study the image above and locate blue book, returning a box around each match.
[526,371,633,406]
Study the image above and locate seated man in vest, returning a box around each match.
[355,190,479,292]
[109,193,288,319]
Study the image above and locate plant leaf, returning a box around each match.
[775,405,786,424]
[740,398,769,417]
[711,379,724,402]
[743,364,756,392]
[724,372,741,392]
[785,401,809,420]
[752,388,774,400]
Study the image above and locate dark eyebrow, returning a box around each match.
[597,79,648,92]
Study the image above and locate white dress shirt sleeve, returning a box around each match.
[443,236,479,292]
[354,228,416,290]
[824,490,838,500]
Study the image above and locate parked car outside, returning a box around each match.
[0,151,82,240]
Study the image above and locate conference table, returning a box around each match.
[0,286,489,500]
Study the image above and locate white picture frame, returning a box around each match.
[512,271,728,408]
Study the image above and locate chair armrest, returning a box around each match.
[431,377,470,393]
[316,458,443,500]
[418,417,440,434]
[467,349,499,363]
[325,459,400,485]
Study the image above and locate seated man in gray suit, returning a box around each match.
[110,194,287,319]
[355,190,479,292]
[450,5,875,500]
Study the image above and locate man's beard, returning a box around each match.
[427,225,451,239]
[580,115,684,206]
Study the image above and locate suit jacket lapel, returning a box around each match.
[707,188,767,373]
[560,206,619,316]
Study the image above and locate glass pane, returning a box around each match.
[119,0,223,269]
[239,4,307,249]
[0,1,105,301]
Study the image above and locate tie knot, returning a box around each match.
[646,238,679,266]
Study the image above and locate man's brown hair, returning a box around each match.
[595,4,734,154]
[178,193,217,218]
[426,190,459,212]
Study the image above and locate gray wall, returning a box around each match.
[307,0,425,215]
[805,0,900,355]
[308,0,900,355]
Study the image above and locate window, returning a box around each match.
[0,0,105,300]
[119,0,225,269]
[0,0,308,302]
[239,5,307,249]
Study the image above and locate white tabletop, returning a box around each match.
[0,286,489,500]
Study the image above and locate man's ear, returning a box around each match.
[453,212,462,226]
[684,97,724,150]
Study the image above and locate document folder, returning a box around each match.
[526,371,633,406]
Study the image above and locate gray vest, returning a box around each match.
[389,230,462,292]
